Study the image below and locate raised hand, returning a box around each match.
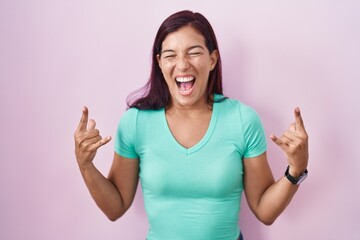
[74,106,112,169]
[270,107,309,177]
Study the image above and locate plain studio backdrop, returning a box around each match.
[0,1,359,239]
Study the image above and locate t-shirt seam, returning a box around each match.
[237,101,247,157]
[133,108,139,158]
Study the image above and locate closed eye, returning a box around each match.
[164,54,176,58]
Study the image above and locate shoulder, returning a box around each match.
[120,107,163,127]
[119,107,139,124]
[216,95,259,119]
[121,107,161,119]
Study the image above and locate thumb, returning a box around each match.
[289,123,296,132]
[88,119,96,130]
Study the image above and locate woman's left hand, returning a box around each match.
[271,107,309,177]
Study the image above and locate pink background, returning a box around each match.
[1,1,359,239]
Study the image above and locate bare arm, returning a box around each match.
[74,107,139,221]
[78,154,139,221]
[243,108,309,225]
[243,153,300,225]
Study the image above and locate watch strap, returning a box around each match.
[284,166,308,185]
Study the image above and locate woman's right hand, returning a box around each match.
[74,106,112,169]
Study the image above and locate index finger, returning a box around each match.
[77,106,89,132]
[294,107,305,130]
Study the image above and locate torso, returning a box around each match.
[115,95,267,239]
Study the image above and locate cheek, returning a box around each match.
[161,70,174,86]
[160,63,174,76]
[193,57,212,71]
[196,63,212,78]
[162,69,172,82]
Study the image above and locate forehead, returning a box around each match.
[161,25,206,50]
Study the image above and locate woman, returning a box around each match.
[74,10,309,240]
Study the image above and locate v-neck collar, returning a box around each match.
[162,98,220,155]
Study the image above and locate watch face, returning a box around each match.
[296,173,308,185]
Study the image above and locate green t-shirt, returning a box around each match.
[115,95,267,240]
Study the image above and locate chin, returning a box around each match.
[174,93,206,108]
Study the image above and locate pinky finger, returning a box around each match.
[271,134,291,154]
[88,136,112,151]
[271,134,286,149]
[99,136,112,147]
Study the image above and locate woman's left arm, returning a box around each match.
[243,107,309,225]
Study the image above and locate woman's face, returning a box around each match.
[157,25,218,109]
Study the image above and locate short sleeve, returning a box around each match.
[114,108,139,159]
[240,105,267,158]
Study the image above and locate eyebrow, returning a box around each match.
[160,45,205,55]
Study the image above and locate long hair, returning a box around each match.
[127,10,224,109]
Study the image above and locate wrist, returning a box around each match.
[288,167,307,178]
[285,166,308,185]
[78,161,95,172]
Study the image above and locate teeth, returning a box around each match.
[175,77,194,82]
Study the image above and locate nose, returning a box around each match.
[176,56,190,71]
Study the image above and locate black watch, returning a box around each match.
[284,166,308,185]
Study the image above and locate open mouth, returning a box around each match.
[175,76,195,95]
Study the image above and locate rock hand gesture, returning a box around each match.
[74,106,112,169]
[271,107,309,177]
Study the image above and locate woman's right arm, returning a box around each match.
[74,107,139,221]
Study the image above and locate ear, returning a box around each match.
[156,54,162,69]
[209,50,218,70]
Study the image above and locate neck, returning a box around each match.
[166,97,212,118]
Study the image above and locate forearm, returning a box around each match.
[79,163,124,221]
[255,176,299,225]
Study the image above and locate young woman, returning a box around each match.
[74,10,309,240]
